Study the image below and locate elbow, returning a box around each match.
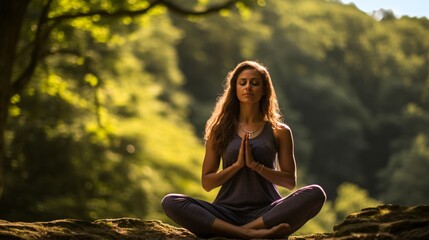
[201,180,213,192]
[284,177,296,191]
[202,184,211,192]
[285,183,296,191]
[287,172,297,190]
[283,182,296,191]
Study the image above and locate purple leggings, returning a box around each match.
[162,184,326,237]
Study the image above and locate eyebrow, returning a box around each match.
[238,77,260,81]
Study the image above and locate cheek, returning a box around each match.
[256,86,265,95]
[236,84,244,93]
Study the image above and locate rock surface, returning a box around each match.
[0,205,428,239]
[328,204,429,240]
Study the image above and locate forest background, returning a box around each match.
[1,0,428,235]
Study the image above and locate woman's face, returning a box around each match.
[236,69,265,104]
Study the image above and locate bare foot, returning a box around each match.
[266,223,291,239]
[246,223,291,239]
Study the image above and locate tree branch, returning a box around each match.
[48,0,244,23]
[11,0,54,95]
[160,0,239,16]
[12,0,248,95]
[48,0,162,22]
[43,48,82,58]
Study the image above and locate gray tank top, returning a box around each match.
[213,122,282,213]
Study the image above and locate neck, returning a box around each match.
[239,104,263,123]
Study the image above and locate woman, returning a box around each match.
[162,60,326,239]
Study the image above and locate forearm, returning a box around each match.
[202,163,242,192]
[254,164,296,190]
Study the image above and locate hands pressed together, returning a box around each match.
[234,134,265,173]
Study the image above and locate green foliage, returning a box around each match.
[175,0,429,203]
[379,134,429,205]
[173,5,271,136]
[2,4,209,221]
[334,182,382,221]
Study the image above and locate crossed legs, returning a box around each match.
[161,185,326,238]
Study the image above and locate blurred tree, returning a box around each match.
[0,0,257,198]
[175,0,429,203]
[379,134,429,204]
[254,1,378,196]
[172,1,271,137]
[334,182,382,221]
[255,1,429,199]
[1,11,205,221]
[0,0,260,220]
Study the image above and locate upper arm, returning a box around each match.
[202,137,221,178]
[275,124,297,183]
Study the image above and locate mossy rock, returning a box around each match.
[0,205,428,239]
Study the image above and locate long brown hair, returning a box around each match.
[204,60,283,156]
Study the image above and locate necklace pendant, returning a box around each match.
[240,122,264,138]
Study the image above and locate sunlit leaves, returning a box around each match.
[41,73,89,109]
[84,73,98,87]
[235,2,251,20]
[127,0,151,11]
[70,18,110,43]
[406,103,425,117]
[49,0,161,45]
[51,28,66,43]
[334,182,382,221]
[121,16,132,25]
[49,0,91,17]
[9,95,21,117]
[85,122,114,145]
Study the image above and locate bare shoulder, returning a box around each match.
[273,123,294,153]
[273,122,292,139]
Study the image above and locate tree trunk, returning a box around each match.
[0,0,30,198]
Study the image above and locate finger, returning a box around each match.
[246,135,251,148]
[245,142,251,157]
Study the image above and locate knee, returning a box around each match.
[307,184,327,204]
[161,194,177,211]
[161,193,182,213]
